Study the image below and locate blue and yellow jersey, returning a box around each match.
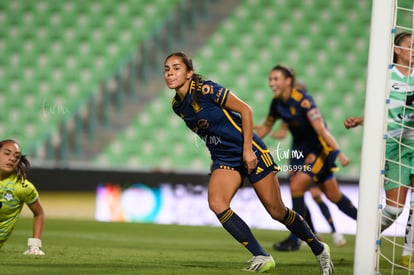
[0,174,39,245]
[268,89,326,155]
[172,79,270,167]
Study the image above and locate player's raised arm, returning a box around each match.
[344,116,364,129]
[308,111,349,167]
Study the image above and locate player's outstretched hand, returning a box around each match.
[338,152,350,167]
[23,238,45,255]
[344,116,364,129]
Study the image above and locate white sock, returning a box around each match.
[381,205,403,232]
[402,192,414,257]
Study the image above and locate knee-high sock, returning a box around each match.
[217,208,268,256]
[282,207,324,255]
[381,205,404,232]
[286,195,307,243]
[288,204,314,243]
[335,193,358,220]
[304,205,316,233]
[402,192,414,257]
[314,196,336,233]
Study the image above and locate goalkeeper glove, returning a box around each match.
[23,238,45,255]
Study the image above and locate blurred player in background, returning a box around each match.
[269,118,346,248]
[0,139,45,255]
[164,51,333,274]
[255,64,357,252]
[344,30,414,269]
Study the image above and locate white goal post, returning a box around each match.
[353,0,394,274]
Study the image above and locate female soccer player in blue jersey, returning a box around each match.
[255,65,358,252]
[271,121,346,248]
[164,52,333,274]
[0,139,45,255]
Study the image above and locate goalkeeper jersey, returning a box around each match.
[0,174,39,244]
[387,66,414,140]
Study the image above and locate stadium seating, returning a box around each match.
[1,0,370,178]
[0,0,180,153]
[95,0,370,178]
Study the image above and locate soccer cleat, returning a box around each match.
[242,255,276,273]
[400,255,414,269]
[332,232,346,247]
[272,237,301,252]
[317,242,334,275]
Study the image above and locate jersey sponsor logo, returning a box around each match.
[215,88,224,103]
[189,80,202,93]
[391,81,414,92]
[397,113,414,122]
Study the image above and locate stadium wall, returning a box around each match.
[29,167,358,191]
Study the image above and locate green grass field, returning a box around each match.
[4,189,413,275]
[1,218,411,274]
[0,218,354,275]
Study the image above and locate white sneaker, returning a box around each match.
[317,243,334,275]
[242,255,276,273]
[332,232,346,247]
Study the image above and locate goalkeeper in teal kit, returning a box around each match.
[0,139,45,255]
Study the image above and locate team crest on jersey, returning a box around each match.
[4,190,13,201]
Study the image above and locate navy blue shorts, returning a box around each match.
[289,149,339,184]
[211,150,280,184]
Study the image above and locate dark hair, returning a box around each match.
[271,64,296,88]
[165,51,203,102]
[394,31,412,63]
[0,139,30,183]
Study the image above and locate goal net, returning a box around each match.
[354,0,414,274]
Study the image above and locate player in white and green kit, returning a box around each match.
[384,66,414,192]
[0,139,45,255]
[344,31,414,269]
[384,31,414,269]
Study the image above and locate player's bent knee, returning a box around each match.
[267,206,287,222]
[208,201,229,215]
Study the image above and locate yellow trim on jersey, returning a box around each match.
[311,151,327,174]
[222,108,269,154]
[291,89,303,102]
[220,89,229,106]
[318,135,333,152]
